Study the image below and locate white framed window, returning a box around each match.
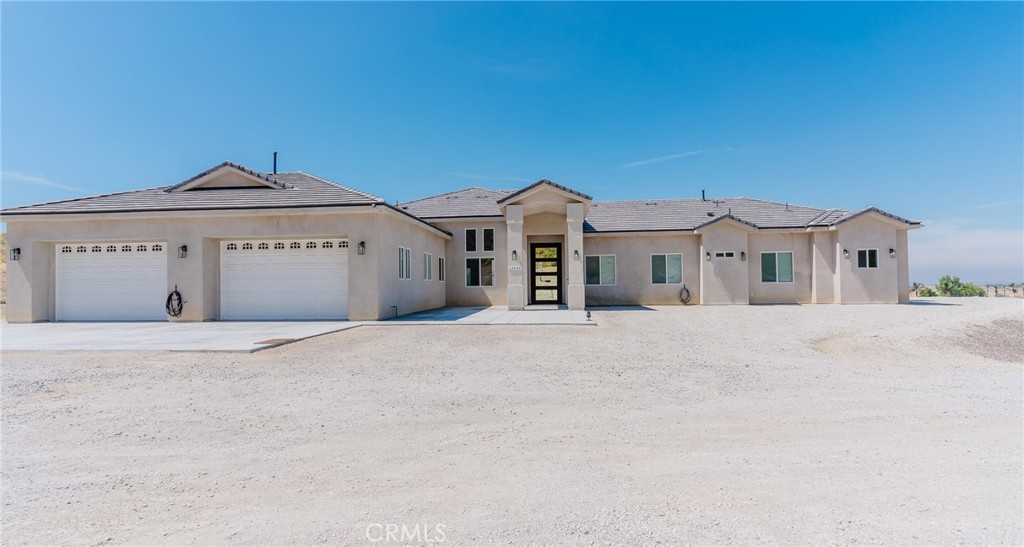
[714,251,735,258]
[761,251,794,283]
[466,257,494,287]
[651,253,683,284]
[483,228,495,252]
[438,257,446,282]
[857,249,878,269]
[423,252,432,280]
[465,229,477,253]
[585,255,616,285]
[399,246,412,280]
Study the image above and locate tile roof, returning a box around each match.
[495,179,593,204]
[1,167,384,216]
[397,187,512,218]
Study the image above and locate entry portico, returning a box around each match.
[497,179,591,310]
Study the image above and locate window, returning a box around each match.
[306,242,317,249]
[466,258,494,286]
[651,253,683,284]
[61,246,72,253]
[465,229,477,252]
[274,242,285,250]
[857,249,878,269]
[290,242,301,249]
[398,247,412,280]
[323,241,334,249]
[585,255,616,285]
[122,245,132,252]
[137,245,148,252]
[714,251,735,258]
[483,228,495,252]
[152,244,163,252]
[424,252,432,280]
[91,245,102,253]
[242,243,253,250]
[341,241,350,248]
[761,251,794,283]
[258,242,269,250]
[438,257,446,282]
[76,245,87,253]
[107,245,117,253]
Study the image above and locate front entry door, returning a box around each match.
[530,243,562,304]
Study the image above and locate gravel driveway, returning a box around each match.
[2,298,1022,545]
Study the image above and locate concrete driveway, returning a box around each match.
[0,321,360,352]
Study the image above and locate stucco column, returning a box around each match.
[506,205,525,310]
[566,203,585,310]
[897,229,910,303]
[810,231,836,304]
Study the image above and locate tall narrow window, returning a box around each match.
[483,228,495,252]
[424,252,432,280]
[438,257,446,282]
[857,249,878,269]
[404,247,412,279]
[465,229,477,252]
[399,246,412,280]
[585,255,616,285]
[651,253,683,284]
[761,252,794,283]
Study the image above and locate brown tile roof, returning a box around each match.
[495,179,593,204]
[397,187,512,218]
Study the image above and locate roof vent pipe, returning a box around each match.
[701,189,706,201]
[273,150,278,174]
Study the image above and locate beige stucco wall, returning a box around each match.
[431,219,509,306]
[371,212,448,318]
[698,222,751,305]
[834,215,901,304]
[747,232,813,304]
[810,230,836,303]
[3,207,447,322]
[581,233,701,306]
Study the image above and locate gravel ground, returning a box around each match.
[2,298,1022,545]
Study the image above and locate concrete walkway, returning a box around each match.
[385,306,594,325]
[1,321,360,352]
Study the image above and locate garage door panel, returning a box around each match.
[220,240,349,320]
[56,243,167,321]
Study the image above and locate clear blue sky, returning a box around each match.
[2,2,1021,283]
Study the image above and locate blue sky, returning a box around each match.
[2,2,1021,283]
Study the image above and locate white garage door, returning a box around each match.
[56,242,168,321]
[220,239,349,320]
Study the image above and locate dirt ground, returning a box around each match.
[2,298,1022,545]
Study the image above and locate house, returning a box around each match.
[1,161,921,323]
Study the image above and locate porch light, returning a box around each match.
[9,247,20,261]
[889,248,896,259]
[574,250,580,261]
[706,252,711,262]
[511,249,518,261]
[357,241,366,255]
[177,245,188,259]
[843,249,850,260]
[740,251,746,261]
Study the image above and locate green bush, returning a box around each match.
[936,275,986,297]
[917,286,937,297]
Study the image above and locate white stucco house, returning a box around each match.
[1,161,921,322]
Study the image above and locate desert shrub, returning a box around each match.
[936,275,986,297]
[917,286,937,297]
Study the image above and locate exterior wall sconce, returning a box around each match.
[511,249,518,261]
[889,248,896,259]
[9,247,20,261]
[740,251,746,261]
[843,249,850,260]
[177,245,188,259]
[574,250,580,261]
[706,252,712,262]
[357,241,366,255]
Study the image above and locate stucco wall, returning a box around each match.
[371,213,448,318]
[581,233,701,306]
[835,215,901,304]
[747,232,813,304]
[431,219,509,306]
[698,222,751,305]
[3,207,447,322]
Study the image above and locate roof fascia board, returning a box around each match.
[0,203,384,222]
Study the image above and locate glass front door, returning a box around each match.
[530,243,562,304]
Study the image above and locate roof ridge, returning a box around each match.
[398,186,507,206]
[295,171,383,202]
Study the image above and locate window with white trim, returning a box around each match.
[651,253,683,284]
[857,249,878,269]
[483,228,495,252]
[466,258,494,287]
[399,246,412,280]
[761,251,794,283]
[423,252,432,280]
[585,255,616,285]
[438,257,446,282]
[465,229,477,252]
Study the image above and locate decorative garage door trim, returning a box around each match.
[220,239,349,320]
[56,242,168,321]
